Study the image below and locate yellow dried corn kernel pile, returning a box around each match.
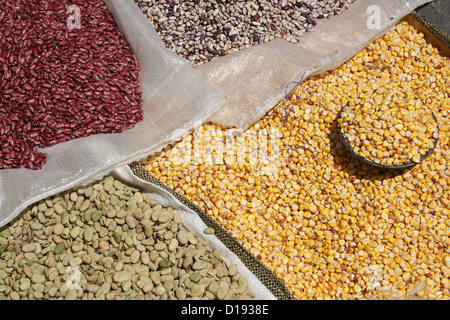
[338,87,439,166]
[141,22,449,299]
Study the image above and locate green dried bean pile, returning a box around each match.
[0,176,255,300]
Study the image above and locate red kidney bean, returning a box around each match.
[0,0,143,170]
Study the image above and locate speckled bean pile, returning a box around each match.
[136,0,356,66]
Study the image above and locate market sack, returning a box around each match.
[1,163,293,299]
[0,0,227,226]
